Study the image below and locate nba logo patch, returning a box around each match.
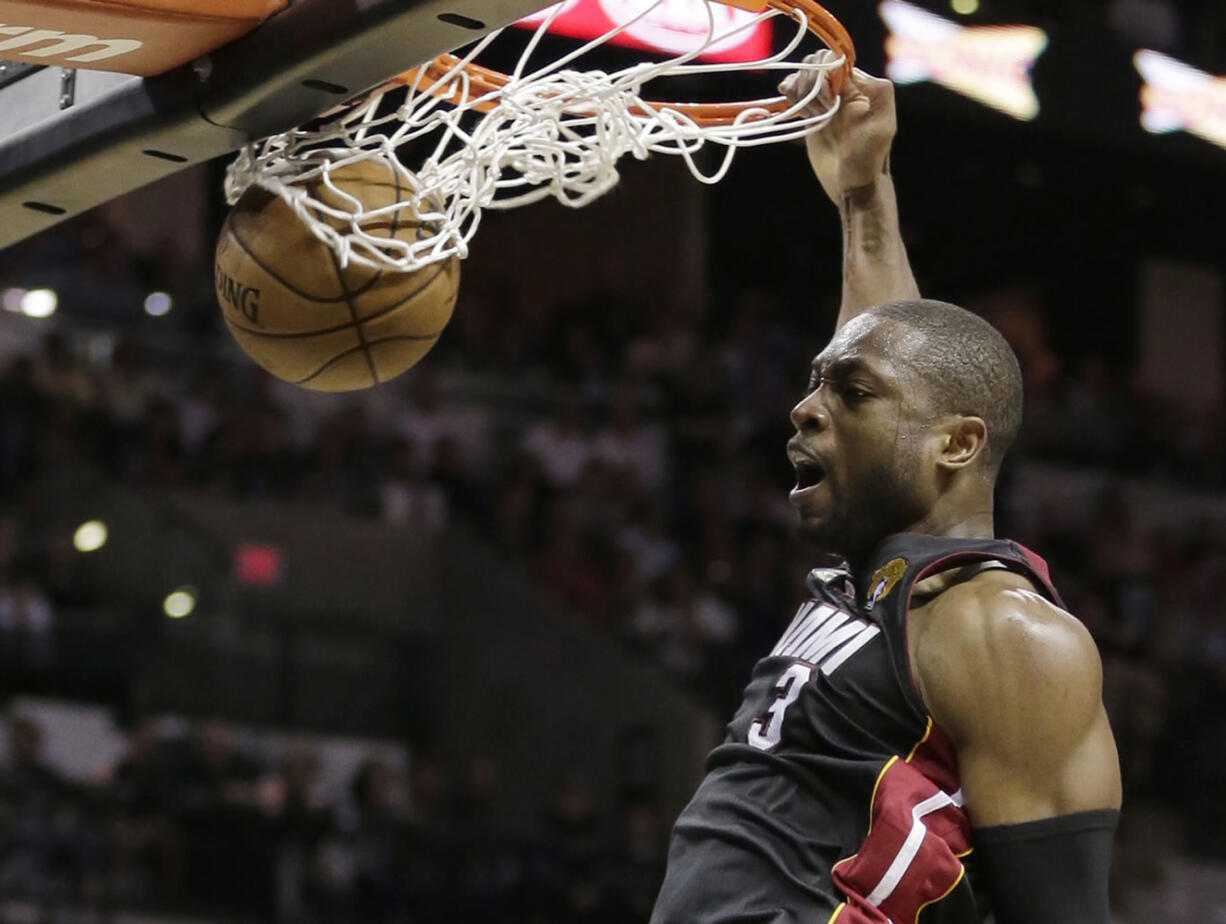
[866,557,907,610]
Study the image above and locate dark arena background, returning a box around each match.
[0,0,1224,920]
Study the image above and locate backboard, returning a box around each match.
[0,0,551,251]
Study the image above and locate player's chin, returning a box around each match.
[795,512,842,551]
[793,489,855,550]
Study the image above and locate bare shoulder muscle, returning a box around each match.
[910,569,1121,824]
[912,569,1099,752]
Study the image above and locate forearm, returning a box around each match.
[976,810,1118,924]
[835,171,919,330]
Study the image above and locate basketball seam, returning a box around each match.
[223,317,447,347]
[329,246,379,384]
[220,261,451,339]
[226,206,398,304]
[292,333,449,386]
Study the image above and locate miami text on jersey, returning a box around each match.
[769,601,880,675]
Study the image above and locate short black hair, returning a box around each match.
[865,299,1022,476]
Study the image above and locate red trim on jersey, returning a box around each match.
[906,720,961,795]
[1012,541,1056,590]
[831,723,972,923]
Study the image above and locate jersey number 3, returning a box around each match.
[748,663,813,750]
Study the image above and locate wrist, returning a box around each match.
[840,174,901,260]
[838,172,893,215]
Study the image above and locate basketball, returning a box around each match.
[213,159,460,391]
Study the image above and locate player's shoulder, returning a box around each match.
[927,567,1095,659]
[912,568,1102,745]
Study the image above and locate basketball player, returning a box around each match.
[649,63,1122,924]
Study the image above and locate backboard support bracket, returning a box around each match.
[59,67,76,109]
[0,0,550,250]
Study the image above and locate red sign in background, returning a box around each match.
[515,0,774,63]
[234,542,284,586]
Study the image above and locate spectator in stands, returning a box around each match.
[529,777,609,923]
[94,340,161,475]
[629,565,737,693]
[162,718,270,914]
[451,756,523,921]
[617,499,680,588]
[591,383,668,493]
[534,502,614,624]
[107,717,184,906]
[0,569,56,695]
[521,396,593,489]
[401,755,454,922]
[178,364,227,471]
[432,433,491,525]
[606,800,667,921]
[0,357,47,496]
[666,353,734,475]
[348,757,410,923]
[207,399,298,500]
[31,332,93,411]
[272,744,335,923]
[399,372,488,471]
[378,436,449,529]
[0,716,102,902]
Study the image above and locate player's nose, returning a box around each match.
[790,390,829,431]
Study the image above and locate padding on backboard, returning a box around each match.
[0,0,286,76]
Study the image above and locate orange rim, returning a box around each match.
[385,0,854,127]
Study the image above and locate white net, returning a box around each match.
[224,0,848,272]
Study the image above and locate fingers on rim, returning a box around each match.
[817,77,836,107]
[804,49,840,67]
[790,50,872,105]
[851,66,894,97]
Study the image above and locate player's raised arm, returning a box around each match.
[914,570,1122,924]
[780,59,918,330]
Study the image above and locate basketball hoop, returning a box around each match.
[224,0,854,272]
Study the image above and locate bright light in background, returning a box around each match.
[1135,50,1226,151]
[20,288,57,318]
[515,0,772,63]
[163,588,197,619]
[73,520,108,553]
[880,0,1047,120]
[144,291,173,316]
[2,288,25,313]
[951,0,978,14]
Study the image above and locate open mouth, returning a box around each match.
[793,459,826,490]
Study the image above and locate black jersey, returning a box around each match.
[651,533,1063,924]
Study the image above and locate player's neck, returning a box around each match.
[844,508,995,577]
[904,476,998,544]
[906,506,996,542]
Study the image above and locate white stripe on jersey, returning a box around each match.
[865,788,966,906]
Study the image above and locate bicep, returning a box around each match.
[958,703,1121,827]
[918,587,1122,828]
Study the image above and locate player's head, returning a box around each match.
[788,299,1022,558]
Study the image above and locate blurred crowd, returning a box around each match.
[0,217,1225,917]
[0,711,664,922]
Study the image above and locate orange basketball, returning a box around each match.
[214,159,460,391]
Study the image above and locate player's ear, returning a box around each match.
[934,415,987,471]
